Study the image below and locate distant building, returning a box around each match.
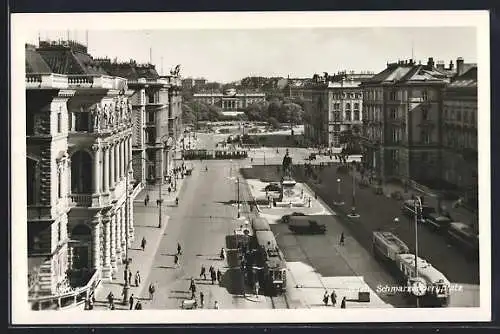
[360,58,452,184]
[26,41,136,309]
[194,78,207,87]
[182,78,194,90]
[192,89,266,111]
[442,66,478,208]
[97,59,183,185]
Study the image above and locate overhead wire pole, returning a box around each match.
[414,196,423,308]
[158,134,173,229]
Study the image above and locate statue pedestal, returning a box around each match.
[277,178,305,207]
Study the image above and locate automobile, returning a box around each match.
[288,217,326,234]
[402,200,436,222]
[281,212,307,224]
[446,222,479,256]
[424,213,452,232]
[265,183,281,192]
[308,153,317,160]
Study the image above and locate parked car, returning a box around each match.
[288,216,326,234]
[446,222,479,256]
[402,200,436,222]
[424,213,452,232]
[281,212,306,224]
[265,183,281,192]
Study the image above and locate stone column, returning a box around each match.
[103,144,110,193]
[101,215,112,280]
[129,195,135,240]
[92,144,101,194]
[122,139,126,179]
[110,143,116,190]
[110,213,117,270]
[121,205,126,252]
[115,209,122,265]
[91,214,102,272]
[114,140,120,184]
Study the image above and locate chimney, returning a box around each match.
[456,57,464,75]
[427,57,435,68]
[436,60,445,71]
[449,60,454,71]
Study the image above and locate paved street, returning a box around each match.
[134,159,274,310]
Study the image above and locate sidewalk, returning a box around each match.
[93,177,186,310]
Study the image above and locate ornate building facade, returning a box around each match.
[192,89,266,111]
[360,58,451,183]
[96,60,183,185]
[26,41,137,309]
[442,67,478,207]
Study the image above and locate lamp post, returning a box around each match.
[158,134,173,229]
[123,156,149,304]
[347,164,359,218]
[413,196,423,308]
[334,178,344,206]
[237,177,241,219]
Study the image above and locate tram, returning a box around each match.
[254,230,287,295]
[372,231,451,307]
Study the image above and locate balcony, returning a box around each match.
[26,73,127,91]
[70,194,92,207]
[26,73,68,89]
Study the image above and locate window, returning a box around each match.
[354,111,360,121]
[392,129,399,143]
[422,90,428,101]
[57,113,62,133]
[75,112,89,132]
[334,111,341,122]
[354,103,359,110]
[457,110,462,122]
[390,108,397,120]
[148,92,156,104]
[470,111,475,124]
[58,168,62,198]
[346,103,351,110]
[421,130,431,144]
[390,91,396,100]
[345,111,351,121]
[148,112,155,123]
[422,108,428,121]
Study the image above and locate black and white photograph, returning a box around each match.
[10,11,490,324]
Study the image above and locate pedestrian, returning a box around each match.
[141,237,147,251]
[200,291,204,307]
[217,269,222,283]
[144,194,149,207]
[331,290,337,306]
[323,291,329,306]
[211,270,216,285]
[128,270,132,285]
[148,283,156,300]
[177,242,182,255]
[174,254,179,267]
[156,199,161,207]
[339,232,345,246]
[341,297,346,309]
[123,269,128,284]
[135,271,141,287]
[129,294,135,310]
[200,265,207,280]
[214,301,219,309]
[107,291,114,309]
[220,247,225,260]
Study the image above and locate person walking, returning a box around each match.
[339,232,345,246]
[123,268,128,285]
[211,270,216,285]
[199,291,204,308]
[107,291,114,309]
[177,242,182,255]
[174,254,179,267]
[144,194,150,207]
[141,237,147,251]
[128,270,132,285]
[323,291,329,306]
[214,301,219,309]
[217,269,222,283]
[330,290,337,307]
[340,297,346,309]
[220,247,225,260]
[148,283,156,300]
[200,265,207,280]
[129,294,135,310]
[135,271,141,287]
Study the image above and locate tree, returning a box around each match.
[268,117,280,129]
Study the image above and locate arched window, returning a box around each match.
[354,103,359,110]
[71,151,92,193]
[27,157,39,205]
[346,103,351,110]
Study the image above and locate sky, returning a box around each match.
[26,27,477,83]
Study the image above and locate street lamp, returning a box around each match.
[413,196,423,308]
[347,164,360,218]
[158,134,173,229]
[334,178,344,206]
[123,156,149,304]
